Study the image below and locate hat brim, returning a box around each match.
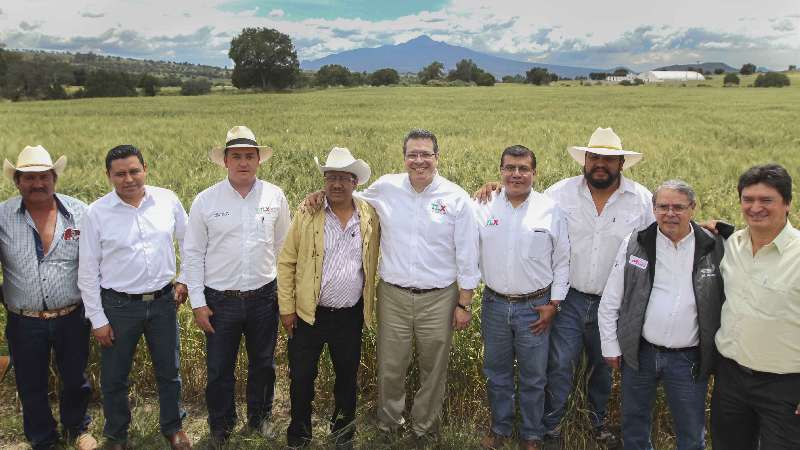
[4,155,67,182]
[315,156,371,186]
[567,146,642,168]
[208,145,273,167]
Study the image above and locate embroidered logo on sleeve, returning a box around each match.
[63,227,80,241]
[430,200,448,215]
[628,255,649,270]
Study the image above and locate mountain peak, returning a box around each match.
[405,35,435,44]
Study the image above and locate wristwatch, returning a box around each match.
[549,300,562,313]
[456,303,472,313]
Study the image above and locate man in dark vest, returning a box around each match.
[598,179,725,450]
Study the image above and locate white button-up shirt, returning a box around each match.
[78,186,188,329]
[473,190,570,299]
[599,227,699,357]
[357,173,480,290]
[545,175,654,296]
[183,178,290,309]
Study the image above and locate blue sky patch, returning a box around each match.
[219,0,449,21]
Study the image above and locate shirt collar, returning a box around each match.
[768,220,797,254]
[17,194,72,219]
[224,177,259,198]
[656,224,695,249]
[403,173,442,193]
[110,186,152,208]
[499,189,532,208]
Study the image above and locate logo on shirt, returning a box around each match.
[628,255,649,270]
[256,206,278,214]
[699,267,717,278]
[430,199,448,215]
[211,211,231,218]
[485,218,500,226]
[63,227,80,241]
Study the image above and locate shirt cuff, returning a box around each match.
[601,340,622,358]
[189,290,207,309]
[457,275,481,291]
[88,311,109,330]
[551,285,569,302]
[175,272,187,285]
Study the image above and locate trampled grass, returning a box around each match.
[0,82,798,448]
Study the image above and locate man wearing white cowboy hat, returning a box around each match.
[475,127,653,445]
[182,125,290,444]
[278,147,380,449]
[78,144,192,450]
[0,145,97,450]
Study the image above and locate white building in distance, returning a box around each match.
[636,71,706,83]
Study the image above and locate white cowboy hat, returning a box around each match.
[567,127,643,168]
[4,145,67,182]
[315,147,371,186]
[209,125,273,167]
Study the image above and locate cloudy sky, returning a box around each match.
[1,0,798,70]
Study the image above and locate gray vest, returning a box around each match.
[616,221,725,378]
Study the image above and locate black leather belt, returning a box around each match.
[206,279,275,299]
[103,284,172,302]
[386,282,441,295]
[640,338,698,353]
[485,285,551,303]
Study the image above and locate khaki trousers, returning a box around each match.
[376,279,458,436]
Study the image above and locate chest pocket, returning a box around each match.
[255,207,280,245]
[525,229,552,260]
[608,212,641,240]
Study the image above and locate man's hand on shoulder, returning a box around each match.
[298,191,325,214]
[473,182,501,204]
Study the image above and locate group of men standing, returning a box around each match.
[0,125,797,450]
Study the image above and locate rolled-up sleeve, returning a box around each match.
[551,210,571,301]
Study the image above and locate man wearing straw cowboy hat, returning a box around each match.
[0,145,97,450]
[78,144,192,450]
[278,147,380,449]
[183,125,291,444]
[476,128,653,445]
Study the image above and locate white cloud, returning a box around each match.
[0,0,797,70]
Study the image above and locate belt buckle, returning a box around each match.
[142,293,156,302]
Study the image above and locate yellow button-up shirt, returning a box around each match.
[277,198,380,328]
[715,221,800,373]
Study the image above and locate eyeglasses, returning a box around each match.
[500,165,533,175]
[405,152,437,161]
[324,174,355,183]
[654,203,692,214]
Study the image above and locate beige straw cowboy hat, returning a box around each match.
[209,125,273,167]
[567,127,643,168]
[3,145,67,182]
[315,147,371,185]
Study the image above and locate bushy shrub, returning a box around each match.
[180,77,212,96]
[723,73,740,86]
[753,72,790,88]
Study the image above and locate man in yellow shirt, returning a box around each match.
[711,164,800,449]
[278,147,380,449]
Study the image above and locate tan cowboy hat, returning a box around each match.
[4,145,67,182]
[567,127,643,168]
[315,147,371,185]
[209,125,273,167]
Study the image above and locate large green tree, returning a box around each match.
[229,27,300,90]
[418,61,444,84]
[314,64,353,87]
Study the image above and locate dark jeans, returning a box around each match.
[710,356,800,450]
[622,344,708,450]
[204,280,279,438]
[100,287,185,443]
[544,288,611,432]
[5,305,91,450]
[287,300,364,447]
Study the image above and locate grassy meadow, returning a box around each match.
[0,79,799,449]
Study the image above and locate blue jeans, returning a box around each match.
[5,306,92,450]
[622,343,708,450]
[544,288,611,432]
[100,287,185,443]
[482,288,550,441]
[204,281,278,438]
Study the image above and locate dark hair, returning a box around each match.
[105,145,145,171]
[500,145,536,169]
[13,169,57,184]
[402,128,439,155]
[737,164,792,203]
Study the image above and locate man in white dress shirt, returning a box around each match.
[182,126,290,444]
[78,145,191,450]
[473,145,570,450]
[598,180,724,450]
